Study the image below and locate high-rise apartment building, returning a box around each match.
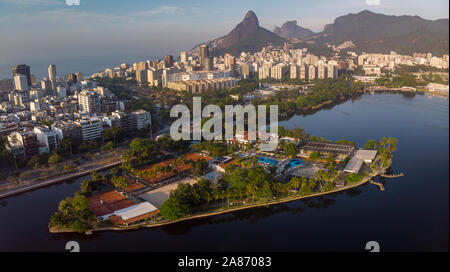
[180,52,187,64]
[290,65,299,79]
[308,66,317,81]
[164,55,174,67]
[75,117,103,141]
[318,66,328,79]
[48,65,57,93]
[200,44,213,71]
[78,90,101,114]
[136,69,148,84]
[13,74,29,91]
[12,64,31,87]
[34,126,59,153]
[41,78,52,94]
[300,64,309,81]
[327,63,338,79]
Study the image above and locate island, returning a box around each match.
[48,130,398,234]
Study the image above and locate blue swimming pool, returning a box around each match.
[257,156,279,166]
[289,159,303,168]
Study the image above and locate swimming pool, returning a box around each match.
[289,159,304,168]
[257,156,279,166]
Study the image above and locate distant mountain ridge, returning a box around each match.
[311,10,449,55]
[191,10,449,58]
[273,20,316,41]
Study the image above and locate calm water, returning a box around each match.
[0,93,448,252]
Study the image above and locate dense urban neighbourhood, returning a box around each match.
[0,8,445,234]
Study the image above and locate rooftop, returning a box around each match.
[354,149,377,161]
[108,202,159,225]
[344,157,364,173]
[302,141,355,154]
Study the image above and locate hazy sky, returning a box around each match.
[0,0,448,79]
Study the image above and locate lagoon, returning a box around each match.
[0,93,448,251]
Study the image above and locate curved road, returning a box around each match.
[0,160,122,199]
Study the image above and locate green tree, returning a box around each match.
[326,153,336,170]
[346,173,363,184]
[102,127,126,145]
[48,152,62,164]
[246,182,258,202]
[289,177,301,194]
[160,197,190,220]
[49,193,97,233]
[364,139,378,150]
[101,141,114,151]
[111,176,130,190]
[60,137,74,157]
[281,142,298,157]
[309,152,319,160]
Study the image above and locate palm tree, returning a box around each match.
[282,183,290,197]
[273,183,283,199]
[172,158,181,175]
[220,190,226,206]
[205,192,213,203]
[215,190,222,206]
[289,177,301,195]
[246,183,258,202]
[309,177,317,191]
[225,190,233,206]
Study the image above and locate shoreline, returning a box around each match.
[50,167,386,235]
[0,161,121,199]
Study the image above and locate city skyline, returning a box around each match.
[0,0,449,79]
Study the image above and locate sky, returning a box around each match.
[0,0,448,79]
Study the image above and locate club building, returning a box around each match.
[299,141,355,161]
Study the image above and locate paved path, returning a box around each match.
[138,177,198,208]
[0,160,122,199]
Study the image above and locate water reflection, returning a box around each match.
[159,193,341,236]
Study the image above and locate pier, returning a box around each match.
[370,180,385,191]
[380,173,405,178]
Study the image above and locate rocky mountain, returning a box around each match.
[312,10,449,55]
[190,10,449,57]
[191,11,286,57]
[273,20,316,41]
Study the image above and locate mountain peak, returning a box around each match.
[245,10,257,19]
[284,20,298,26]
[191,9,285,57]
[274,20,315,40]
[358,10,375,15]
[243,10,259,27]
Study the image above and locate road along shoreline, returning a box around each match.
[0,161,122,199]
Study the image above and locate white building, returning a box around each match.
[75,117,103,141]
[34,126,59,153]
[133,110,151,130]
[13,74,28,91]
[48,65,57,92]
[78,90,101,114]
[30,100,41,112]
[57,86,67,98]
